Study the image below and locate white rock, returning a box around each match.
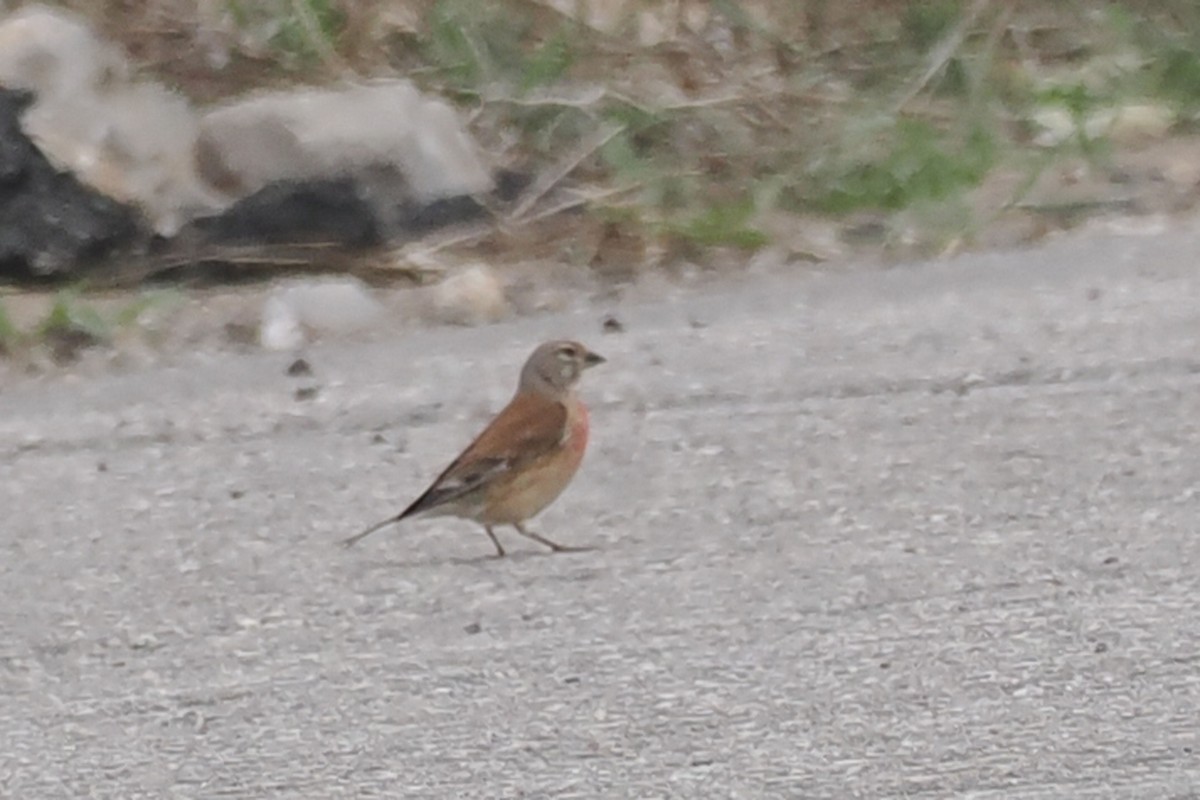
[1103,103,1175,145]
[0,4,221,236]
[1033,102,1175,149]
[259,295,304,352]
[1030,107,1078,148]
[196,82,494,203]
[260,278,385,349]
[432,264,508,326]
[0,5,128,101]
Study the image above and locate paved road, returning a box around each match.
[3,221,1199,798]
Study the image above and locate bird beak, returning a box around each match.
[583,351,606,368]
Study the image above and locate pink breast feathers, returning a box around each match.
[567,402,590,456]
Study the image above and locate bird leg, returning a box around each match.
[513,523,581,553]
[483,526,506,557]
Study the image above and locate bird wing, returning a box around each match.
[398,392,568,519]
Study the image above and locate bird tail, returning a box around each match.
[341,513,404,548]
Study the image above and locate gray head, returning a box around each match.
[518,339,605,397]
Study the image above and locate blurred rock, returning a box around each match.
[601,314,625,333]
[0,4,220,236]
[259,294,304,352]
[758,212,845,263]
[196,81,493,204]
[0,7,498,262]
[0,5,128,99]
[1030,107,1077,148]
[184,175,490,250]
[432,264,509,326]
[0,86,139,279]
[536,0,714,46]
[1033,102,1175,150]
[1103,104,1175,146]
[285,357,313,377]
[746,246,788,273]
[192,178,382,247]
[181,81,499,250]
[259,278,385,350]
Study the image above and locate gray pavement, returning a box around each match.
[2,221,1199,798]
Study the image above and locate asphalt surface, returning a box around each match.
[3,220,1199,799]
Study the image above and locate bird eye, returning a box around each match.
[558,345,577,359]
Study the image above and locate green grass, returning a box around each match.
[902,1,963,53]
[805,119,996,214]
[666,197,769,251]
[0,290,182,362]
[423,0,576,94]
[225,0,345,67]
[37,289,111,343]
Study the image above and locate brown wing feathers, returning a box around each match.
[341,392,567,547]
[405,393,568,517]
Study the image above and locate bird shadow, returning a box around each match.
[355,544,600,571]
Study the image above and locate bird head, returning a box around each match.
[520,339,605,396]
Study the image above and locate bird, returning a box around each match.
[342,339,606,556]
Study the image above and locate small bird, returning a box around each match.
[342,339,606,556]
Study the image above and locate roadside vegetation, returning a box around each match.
[74,0,1200,257]
[5,0,1200,360]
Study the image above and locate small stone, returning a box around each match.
[1031,107,1078,148]
[747,245,787,272]
[1105,103,1174,146]
[286,357,312,377]
[463,622,482,635]
[432,264,508,326]
[129,633,160,651]
[601,315,624,333]
[955,373,987,396]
